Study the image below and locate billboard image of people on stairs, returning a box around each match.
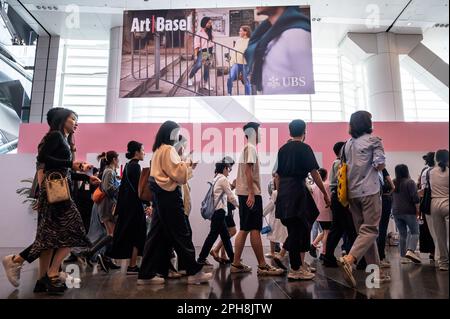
[120,6,314,98]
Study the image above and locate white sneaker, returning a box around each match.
[137,277,165,285]
[188,78,194,86]
[288,269,315,281]
[304,262,316,273]
[439,264,449,271]
[300,265,316,278]
[257,264,284,276]
[405,250,422,264]
[2,255,22,287]
[380,259,391,268]
[203,82,214,91]
[401,257,412,264]
[231,263,252,273]
[187,271,213,285]
[264,253,274,259]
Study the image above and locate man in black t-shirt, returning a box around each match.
[274,119,330,281]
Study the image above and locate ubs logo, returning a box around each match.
[267,76,307,89]
[131,16,192,33]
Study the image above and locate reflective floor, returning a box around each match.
[0,247,448,299]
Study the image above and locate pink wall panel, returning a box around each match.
[18,122,449,170]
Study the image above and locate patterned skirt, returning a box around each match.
[29,170,91,260]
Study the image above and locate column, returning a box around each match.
[105,26,131,123]
[29,36,60,123]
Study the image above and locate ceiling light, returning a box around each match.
[407,22,412,26]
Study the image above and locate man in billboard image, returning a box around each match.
[245,6,314,95]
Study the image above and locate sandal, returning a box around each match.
[209,251,223,264]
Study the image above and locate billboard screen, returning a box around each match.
[120,6,314,98]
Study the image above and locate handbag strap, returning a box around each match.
[212,176,226,210]
[340,141,348,164]
[124,164,137,194]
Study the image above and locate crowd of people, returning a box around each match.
[1,108,448,295]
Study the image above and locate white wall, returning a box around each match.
[0,154,37,248]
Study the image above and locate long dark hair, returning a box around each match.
[201,17,213,40]
[435,149,449,172]
[394,164,410,193]
[43,108,78,154]
[152,121,180,152]
[97,151,119,177]
[349,111,373,139]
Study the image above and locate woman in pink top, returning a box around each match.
[310,168,332,260]
[188,17,214,91]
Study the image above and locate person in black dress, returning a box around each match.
[29,108,92,294]
[109,141,149,275]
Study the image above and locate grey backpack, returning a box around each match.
[200,178,224,220]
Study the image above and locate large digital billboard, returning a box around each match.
[120,6,314,98]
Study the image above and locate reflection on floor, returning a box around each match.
[0,247,448,299]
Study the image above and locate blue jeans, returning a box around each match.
[227,64,251,95]
[311,221,322,243]
[394,214,420,257]
[189,52,209,83]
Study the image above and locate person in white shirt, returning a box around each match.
[197,157,239,265]
[188,17,214,91]
[226,26,252,95]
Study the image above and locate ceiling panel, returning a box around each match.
[8,0,448,48]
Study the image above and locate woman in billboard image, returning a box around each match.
[226,25,252,96]
[244,6,314,95]
[188,17,215,91]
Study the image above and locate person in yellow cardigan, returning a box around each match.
[138,121,212,285]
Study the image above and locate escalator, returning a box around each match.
[0,1,36,154]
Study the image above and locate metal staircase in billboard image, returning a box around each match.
[120,29,250,98]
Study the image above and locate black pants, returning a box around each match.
[138,181,202,279]
[177,214,192,272]
[198,209,234,262]
[325,191,357,263]
[377,195,392,260]
[19,245,35,264]
[281,217,309,270]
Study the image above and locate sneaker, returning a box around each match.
[304,262,316,273]
[187,271,213,285]
[338,257,356,288]
[309,245,317,258]
[380,259,391,268]
[230,263,252,273]
[300,266,316,278]
[97,254,109,273]
[401,257,412,264]
[2,255,22,287]
[203,83,214,91]
[188,78,194,86]
[137,277,165,285]
[168,270,182,279]
[264,253,275,259]
[127,266,140,275]
[405,250,422,264]
[257,264,284,276]
[103,256,121,270]
[439,264,449,271]
[288,269,315,281]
